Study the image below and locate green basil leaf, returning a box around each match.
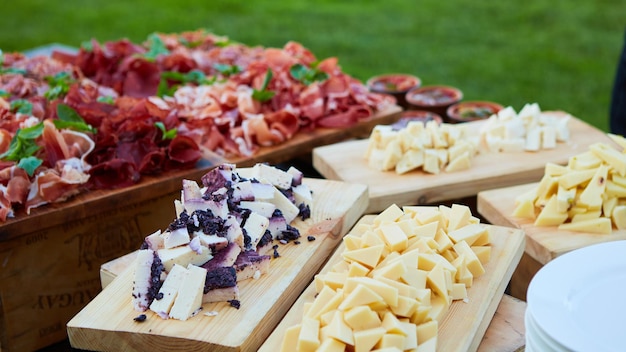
[96,96,115,104]
[44,71,74,100]
[10,99,33,115]
[19,122,44,139]
[289,63,328,86]
[289,64,308,81]
[213,63,240,76]
[0,89,9,98]
[0,67,27,75]
[81,40,94,52]
[17,156,43,177]
[252,69,276,102]
[56,104,97,133]
[155,121,177,140]
[143,33,170,61]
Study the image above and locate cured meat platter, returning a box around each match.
[0,104,400,240]
[258,215,526,352]
[312,113,614,214]
[477,183,626,266]
[67,178,368,351]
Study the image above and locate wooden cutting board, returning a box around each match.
[313,113,613,214]
[258,215,526,352]
[477,183,626,266]
[0,105,400,240]
[66,178,368,352]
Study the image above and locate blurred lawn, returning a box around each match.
[0,0,624,131]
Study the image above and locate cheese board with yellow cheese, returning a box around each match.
[313,108,614,214]
[66,175,369,352]
[259,206,525,352]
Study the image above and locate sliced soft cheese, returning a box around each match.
[168,264,207,321]
[149,264,188,318]
[158,244,213,272]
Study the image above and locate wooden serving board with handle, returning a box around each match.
[66,178,368,352]
[477,183,626,266]
[313,113,613,214]
[259,215,526,352]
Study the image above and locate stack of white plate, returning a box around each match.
[525,240,626,352]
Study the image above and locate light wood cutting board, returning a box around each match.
[259,216,526,352]
[477,183,626,265]
[66,178,368,352]
[313,113,613,214]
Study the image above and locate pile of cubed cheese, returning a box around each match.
[513,133,626,234]
[364,120,479,174]
[479,103,571,153]
[280,203,492,352]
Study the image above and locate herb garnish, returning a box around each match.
[289,63,328,86]
[156,69,216,97]
[44,71,74,100]
[143,33,170,62]
[213,63,241,77]
[0,122,44,176]
[0,89,9,98]
[252,69,276,102]
[96,96,115,104]
[10,99,33,115]
[54,104,97,134]
[80,40,94,52]
[155,121,177,140]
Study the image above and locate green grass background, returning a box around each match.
[1,0,624,131]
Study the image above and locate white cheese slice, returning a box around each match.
[132,249,157,312]
[158,244,213,272]
[168,264,207,321]
[270,188,299,223]
[162,227,190,249]
[239,200,276,218]
[251,163,293,190]
[243,211,270,248]
[149,264,188,318]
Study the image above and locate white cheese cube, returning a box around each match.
[168,264,207,321]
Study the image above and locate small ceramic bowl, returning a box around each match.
[405,85,463,122]
[391,110,443,130]
[366,73,422,108]
[446,101,504,123]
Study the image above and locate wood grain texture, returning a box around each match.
[477,295,526,352]
[0,105,400,241]
[259,216,526,352]
[477,183,626,266]
[312,113,613,214]
[67,178,369,351]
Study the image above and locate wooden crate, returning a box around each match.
[0,190,179,352]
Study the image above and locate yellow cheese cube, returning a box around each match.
[612,205,626,229]
[512,198,536,218]
[374,204,404,225]
[557,217,612,234]
[389,295,419,318]
[297,317,321,352]
[571,210,601,222]
[558,168,596,189]
[348,261,371,277]
[534,195,569,227]
[451,283,468,300]
[325,311,354,345]
[423,149,440,174]
[354,327,386,352]
[447,223,488,245]
[396,149,425,175]
[416,320,438,343]
[568,150,602,170]
[606,180,626,198]
[344,306,382,331]
[344,277,399,308]
[578,164,609,209]
[376,333,406,350]
[342,245,385,269]
[305,285,337,319]
[279,324,302,352]
[471,246,492,264]
[338,284,385,311]
[590,142,626,176]
[401,267,428,290]
[317,337,346,352]
[379,223,409,252]
[544,162,569,176]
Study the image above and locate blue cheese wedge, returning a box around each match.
[168,264,208,321]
